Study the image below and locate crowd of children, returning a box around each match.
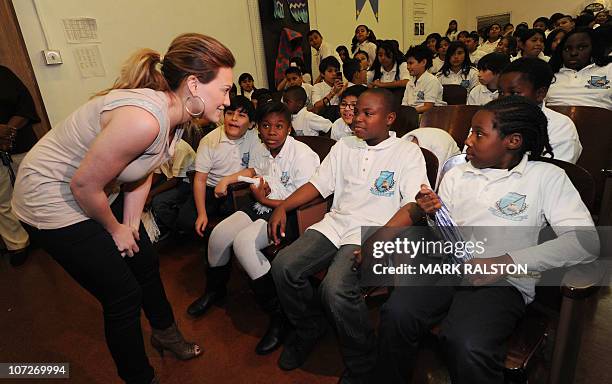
[23,6,605,384]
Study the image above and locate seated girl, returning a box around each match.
[547,28,612,110]
[512,29,549,62]
[367,40,410,89]
[437,41,479,92]
[377,96,598,384]
[201,101,320,355]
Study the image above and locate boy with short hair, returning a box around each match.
[284,86,332,136]
[343,58,368,87]
[312,56,344,113]
[331,85,366,140]
[402,45,444,113]
[269,88,429,383]
[278,67,313,108]
[468,52,510,105]
[466,31,486,64]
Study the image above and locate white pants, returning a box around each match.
[207,211,272,280]
[0,152,29,251]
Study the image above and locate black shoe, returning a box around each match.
[9,248,29,267]
[186,290,226,317]
[186,264,231,317]
[277,331,324,371]
[255,311,287,355]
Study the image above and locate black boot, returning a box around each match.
[250,272,288,355]
[186,263,231,317]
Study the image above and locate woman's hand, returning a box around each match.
[195,213,208,237]
[110,223,140,257]
[415,184,441,214]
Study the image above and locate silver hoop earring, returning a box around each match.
[185,95,205,117]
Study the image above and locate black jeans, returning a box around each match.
[23,200,174,384]
[377,276,525,384]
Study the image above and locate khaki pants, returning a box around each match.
[0,152,29,251]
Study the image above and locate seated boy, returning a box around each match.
[269,88,429,383]
[279,67,313,108]
[284,86,332,136]
[468,52,510,105]
[192,96,261,238]
[466,31,486,64]
[343,58,368,87]
[498,57,582,163]
[330,85,366,141]
[312,56,345,114]
[402,45,445,113]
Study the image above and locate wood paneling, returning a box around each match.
[0,0,50,138]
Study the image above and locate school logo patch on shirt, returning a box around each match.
[370,171,396,197]
[280,171,290,186]
[460,79,471,89]
[417,90,425,101]
[241,152,250,167]
[585,76,610,89]
[489,192,528,221]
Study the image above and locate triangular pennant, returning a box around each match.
[356,0,367,19]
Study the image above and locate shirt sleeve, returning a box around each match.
[309,140,339,198]
[467,86,479,105]
[398,62,410,80]
[308,113,332,133]
[548,117,582,164]
[311,84,326,104]
[194,137,213,173]
[398,142,430,206]
[467,68,479,92]
[422,76,443,104]
[509,168,599,272]
[248,142,267,175]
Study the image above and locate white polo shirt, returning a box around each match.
[479,39,500,54]
[291,107,332,136]
[195,127,260,187]
[248,136,320,201]
[330,118,353,141]
[428,57,444,75]
[469,49,486,65]
[401,71,445,107]
[437,67,479,92]
[367,62,410,84]
[542,105,582,164]
[403,127,460,187]
[308,133,429,246]
[510,51,550,62]
[312,81,340,105]
[439,154,597,303]
[546,63,612,110]
[467,84,498,105]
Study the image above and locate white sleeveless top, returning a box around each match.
[12,88,182,229]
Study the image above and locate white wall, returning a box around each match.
[460,0,590,31]
[13,0,261,125]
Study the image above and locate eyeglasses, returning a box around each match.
[339,103,357,110]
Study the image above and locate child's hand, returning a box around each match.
[195,213,208,237]
[250,178,269,203]
[369,79,381,88]
[268,207,287,245]
[214,179,228,197]
[465,254,514,286]
[332,79,344,94]
[415,184,441,214]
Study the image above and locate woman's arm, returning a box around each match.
[193,171,209,237]
[123,173,153,233]
[70,106,160,255]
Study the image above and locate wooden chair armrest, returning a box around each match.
[560,262,604,299]
[295,195,333,235]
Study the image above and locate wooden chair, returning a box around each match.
[419,105,480,148]
[442,84,468,105]
[391,105,419,138]
[426,158,601,384]
[547,105,612,221]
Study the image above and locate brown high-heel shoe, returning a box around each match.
[151,323,202,360]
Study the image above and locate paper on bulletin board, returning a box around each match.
[412,0,432,36]
[62,18,100,43]
[74,46,106,78]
